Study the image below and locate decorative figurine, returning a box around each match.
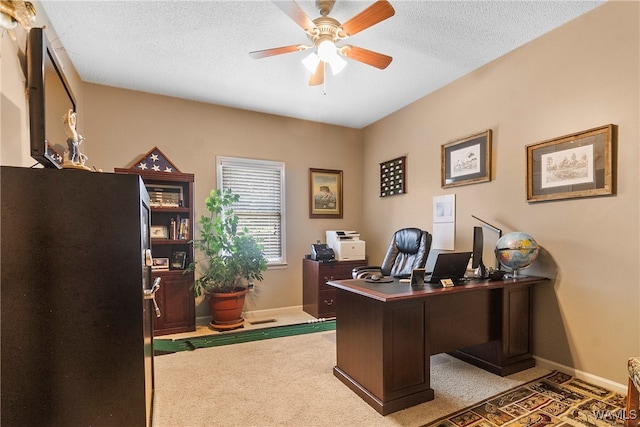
[62,109,90,170]
[1,1,37,41]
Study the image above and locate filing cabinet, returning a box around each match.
[302,258,366,318]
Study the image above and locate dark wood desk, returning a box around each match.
[327,276,548,415]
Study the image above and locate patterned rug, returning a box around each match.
[424,371,635,427]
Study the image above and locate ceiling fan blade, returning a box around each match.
[309,61,325,86]
[340,0,395,37]
[272,0,318,33]
[341,45,392,69]
[249,44,307,59]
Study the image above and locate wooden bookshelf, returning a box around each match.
[116,147,195,336]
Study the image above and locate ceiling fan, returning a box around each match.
[249,0,395,86]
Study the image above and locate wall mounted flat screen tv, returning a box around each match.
[27,27,76,168]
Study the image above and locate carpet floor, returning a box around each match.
[152,324,632,427]
[153,329,551,426]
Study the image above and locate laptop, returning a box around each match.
[426,252,472,284]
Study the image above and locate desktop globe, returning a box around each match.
[495,232,539,277]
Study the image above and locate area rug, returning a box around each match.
[154,319,336,355]
[423,371,632,427]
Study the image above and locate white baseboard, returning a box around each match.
[243,305,304,319]
[534,356,627,395]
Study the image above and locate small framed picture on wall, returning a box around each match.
[309,168,343,218]
[441,130,492,188]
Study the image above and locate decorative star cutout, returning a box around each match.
[122,147,182,174]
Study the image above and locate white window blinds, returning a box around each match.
[217,157,285,264]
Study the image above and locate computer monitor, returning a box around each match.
[472,226,487,278]
[472,215,503,270]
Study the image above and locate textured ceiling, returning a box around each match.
[40,1,604,129]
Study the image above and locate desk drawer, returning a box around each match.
[318,262,363,290]
[302,258,366,319]
[318,290,337,317]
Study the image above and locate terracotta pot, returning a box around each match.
[207,287,248,330]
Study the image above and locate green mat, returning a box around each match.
[154,320,336,355]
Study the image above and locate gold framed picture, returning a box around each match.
[526,124,614,202]
[441,130,492,188]
[309,168,343,218]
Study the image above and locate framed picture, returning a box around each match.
[150,225,169,239]
[441,130,492,188]
[380,156,406,197]
[152,257,170,271]
[526,124,614,202]
[171,251,187,270]
[146,184,183,208]
[309,168,343,218]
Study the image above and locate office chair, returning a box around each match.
[352,228,432,279]
[627,357,640,427]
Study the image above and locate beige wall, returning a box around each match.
[2,1,638,387]
[82,84,364,316]
[362,1,639,385]
[1,1,83,167]
[1,27,30,166]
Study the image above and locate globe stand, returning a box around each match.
[503,268,523,279]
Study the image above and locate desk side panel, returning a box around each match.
[335,289,385,398]
[385,300,427,394]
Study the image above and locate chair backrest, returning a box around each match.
[380,228,432,277]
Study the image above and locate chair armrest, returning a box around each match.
[352,266,382,279]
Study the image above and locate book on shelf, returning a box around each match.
[177,217,189,240]
[170,218,177,240]
[167,215,189,240]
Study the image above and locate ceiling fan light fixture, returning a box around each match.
[317,39,336,62]
[328,54,347,75]
[302,52,320,73]
[316,39,346,75]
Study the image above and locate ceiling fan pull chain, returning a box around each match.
[323,62,327,95]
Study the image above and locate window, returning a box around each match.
[217,156,285,265]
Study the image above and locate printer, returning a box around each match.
[326,230,366,261]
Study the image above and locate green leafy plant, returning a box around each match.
[187,188,268,297]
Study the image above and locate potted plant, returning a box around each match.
[187,188,268,330]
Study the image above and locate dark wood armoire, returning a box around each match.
[1,166,156,426]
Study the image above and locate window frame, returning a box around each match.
[216,156,286,267]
